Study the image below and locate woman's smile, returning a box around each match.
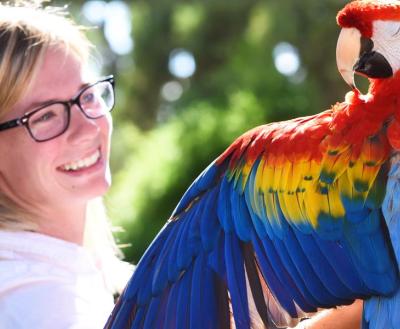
[58,148,101,172]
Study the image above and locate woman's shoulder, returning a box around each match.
[0,230,103,275]
[0,231,79,291]
[0,278,114,329]
[0,256,72,293]
[0,231,116,328]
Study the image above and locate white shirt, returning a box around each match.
[0,231,130,329]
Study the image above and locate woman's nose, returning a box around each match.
[66,105,100,145]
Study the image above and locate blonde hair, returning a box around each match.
[0,1,122,273]
[0,1,92,118]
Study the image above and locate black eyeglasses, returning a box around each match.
[0,75,115,142]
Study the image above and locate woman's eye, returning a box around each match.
[81,92,95,104]
[32,111,56,124]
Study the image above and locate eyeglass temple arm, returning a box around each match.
[0,119,23,132]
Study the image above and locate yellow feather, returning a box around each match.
[272,164,283,193]
[276,190,290,221]
[240,159,254,191]
[320,147,352,183]
[338,170,367,202]
[263,190,280,225]
[279,162,292,193]
[302,182,321,227]
[360,163,381,192]
[252,158,266,218]
[290,161,307,192]
[326,182,346,218]
[254,157,266,191]
[281,191,303,222]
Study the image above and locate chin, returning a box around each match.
[68,175,112,202]
[86,177,111,198]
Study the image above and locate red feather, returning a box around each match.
[337,0,400,37]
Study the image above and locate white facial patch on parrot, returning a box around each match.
[372,20,400,74]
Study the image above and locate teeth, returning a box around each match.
[61,149,100,171]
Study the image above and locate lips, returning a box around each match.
[58,149,101,172]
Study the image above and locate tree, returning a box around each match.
[70,0,350,263]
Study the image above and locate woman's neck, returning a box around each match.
[34,202,87,245]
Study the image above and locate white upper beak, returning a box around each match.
[336,27,362,91]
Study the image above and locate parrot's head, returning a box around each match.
[337,0,400,92]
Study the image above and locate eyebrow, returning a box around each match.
[24,82,90,114]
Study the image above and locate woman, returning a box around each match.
[0,1,362,329]
[0,1,131,328]
[293,300,363,329]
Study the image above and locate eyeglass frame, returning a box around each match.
[0,75,115,142]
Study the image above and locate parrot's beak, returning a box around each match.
[336,27,362,91]
[336,27,393,92]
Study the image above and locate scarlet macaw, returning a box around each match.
[106,1,400,328]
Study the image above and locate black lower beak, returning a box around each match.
[354,51,393,79]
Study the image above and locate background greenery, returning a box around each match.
[65,0,350,263]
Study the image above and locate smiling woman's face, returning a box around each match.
[0,47,112,213]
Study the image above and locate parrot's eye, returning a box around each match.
[392,25,400,37]
[360,37,374,56]
[384,20,400,38]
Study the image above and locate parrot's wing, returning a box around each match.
[105,109,399,329]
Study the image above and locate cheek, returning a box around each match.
[105,113,113,135]
[99,114,113,145]
[0,137,55,201]
[0,133,33,174]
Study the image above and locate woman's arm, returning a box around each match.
[293,300,363,329]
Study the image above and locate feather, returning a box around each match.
[175,205,201,270]
[208,233,226,278]
[131,305,146,329]
[281,227,344,305]
[242,241,272,328]
[142,296,162,329]
[189,253,206,329]
[200,187,222,251]
[152,222,181,296]
[217,176,235,232]
[214,270,231,329]
[225,232,251,328]
[163,280,180,329]
[106,19,400,324]
[173,162,221,215]
[259,233,318,313]
[231,186,253,242]
[244,162,269,239]
[291,227,355,300]
[176,265,192,329]
[311,232,367,294]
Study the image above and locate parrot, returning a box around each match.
[105,1,400,328]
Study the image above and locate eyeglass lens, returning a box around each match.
[79,80,114,119]
[28,80,114,141]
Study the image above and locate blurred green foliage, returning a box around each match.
[71,0,349,263]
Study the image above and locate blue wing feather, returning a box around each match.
[176,206,200,270]
[251,231,305,316]
[200,187,222,251]
[224,232,251,328]
[283,228,339,304]
[106,123,399,329]
[175,266,192,329]
[131,306,146,329]
[142,295,163,329]
[163,284,179,328]
[231,187,253,242]
[217,176,235,232]
[291,228,356,300]
[189,253,206,329]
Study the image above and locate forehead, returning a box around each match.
[9,48,85,118]
[33,48,84,97]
